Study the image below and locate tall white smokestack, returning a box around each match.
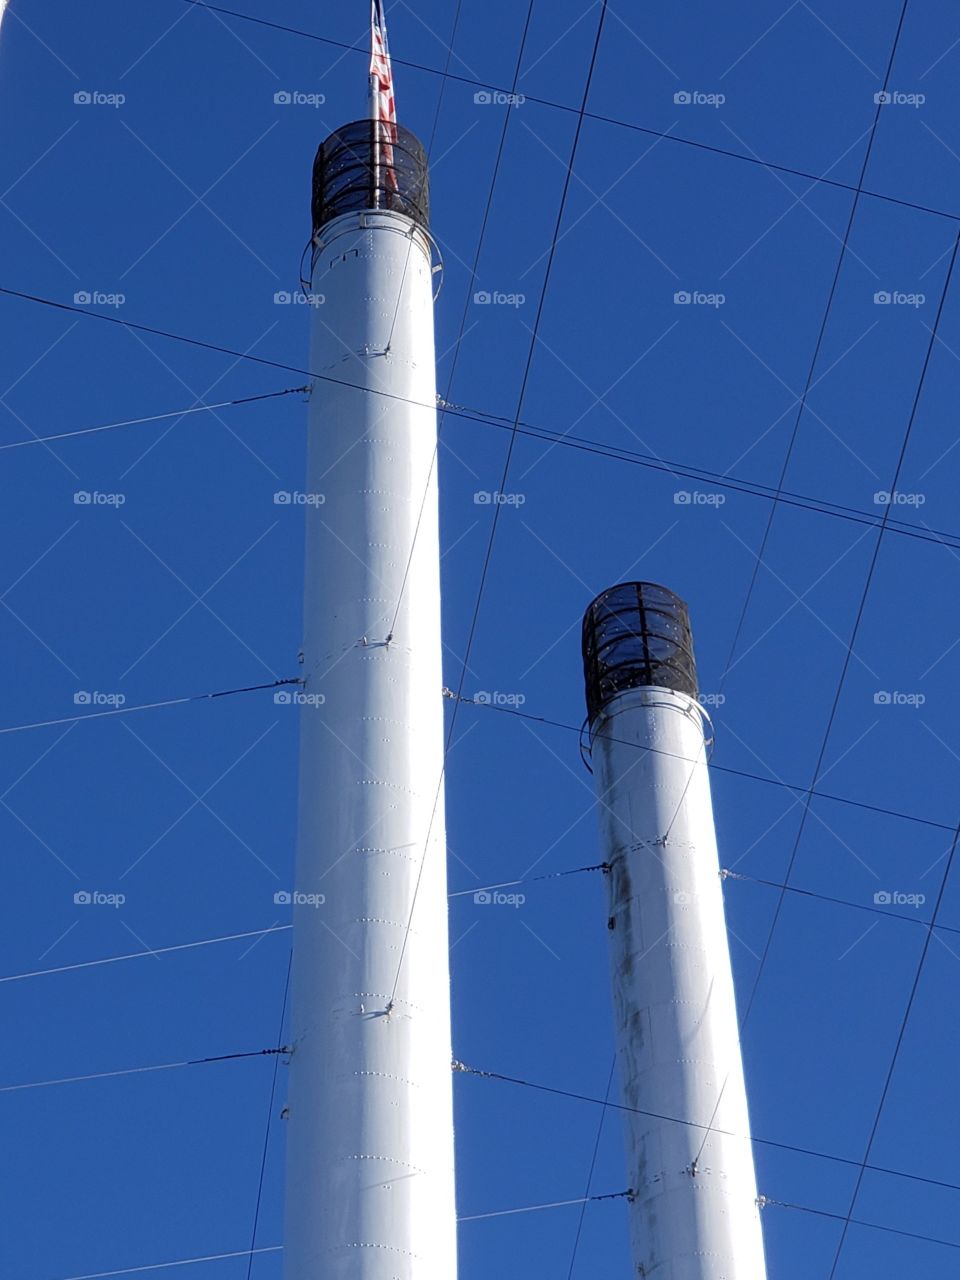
[282,118,457,1280]
[582,582,766,1280]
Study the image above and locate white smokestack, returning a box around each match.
[282,121,457,1280]
[582,582,767,1280]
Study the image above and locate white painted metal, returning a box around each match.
[283,207,457,1280]
[590,686,767,1280]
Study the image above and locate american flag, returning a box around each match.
[370,0,396,126]
[370,0,398,194]
[369,0,398,195]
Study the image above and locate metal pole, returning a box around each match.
[583,582,767,1280]
[369,75,380,209]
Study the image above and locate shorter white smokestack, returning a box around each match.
[582,582,767,1280]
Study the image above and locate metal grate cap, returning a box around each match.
[582,581,699,723]
[312,120,430,235]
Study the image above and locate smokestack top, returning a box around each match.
[312,120,430,237]
[582,581,698,723]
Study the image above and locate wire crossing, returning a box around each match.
[45,1195,960,1280]
[454,1061,960,1200]
[450,691,960,837]
[732,228,960,1193]
[175,1,960,226]
[5,287,960,556]
[385,0,610,1013]
[719,0,912,694]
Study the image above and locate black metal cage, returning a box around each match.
[311,120,430,235]
[582,582,699,723]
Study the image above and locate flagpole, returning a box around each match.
[370,74,380,210]
[369,0,380,211]
[371,73,381,212]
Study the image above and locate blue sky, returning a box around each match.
[3,1,960,1276]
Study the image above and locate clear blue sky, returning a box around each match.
[3,1,960,1277]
